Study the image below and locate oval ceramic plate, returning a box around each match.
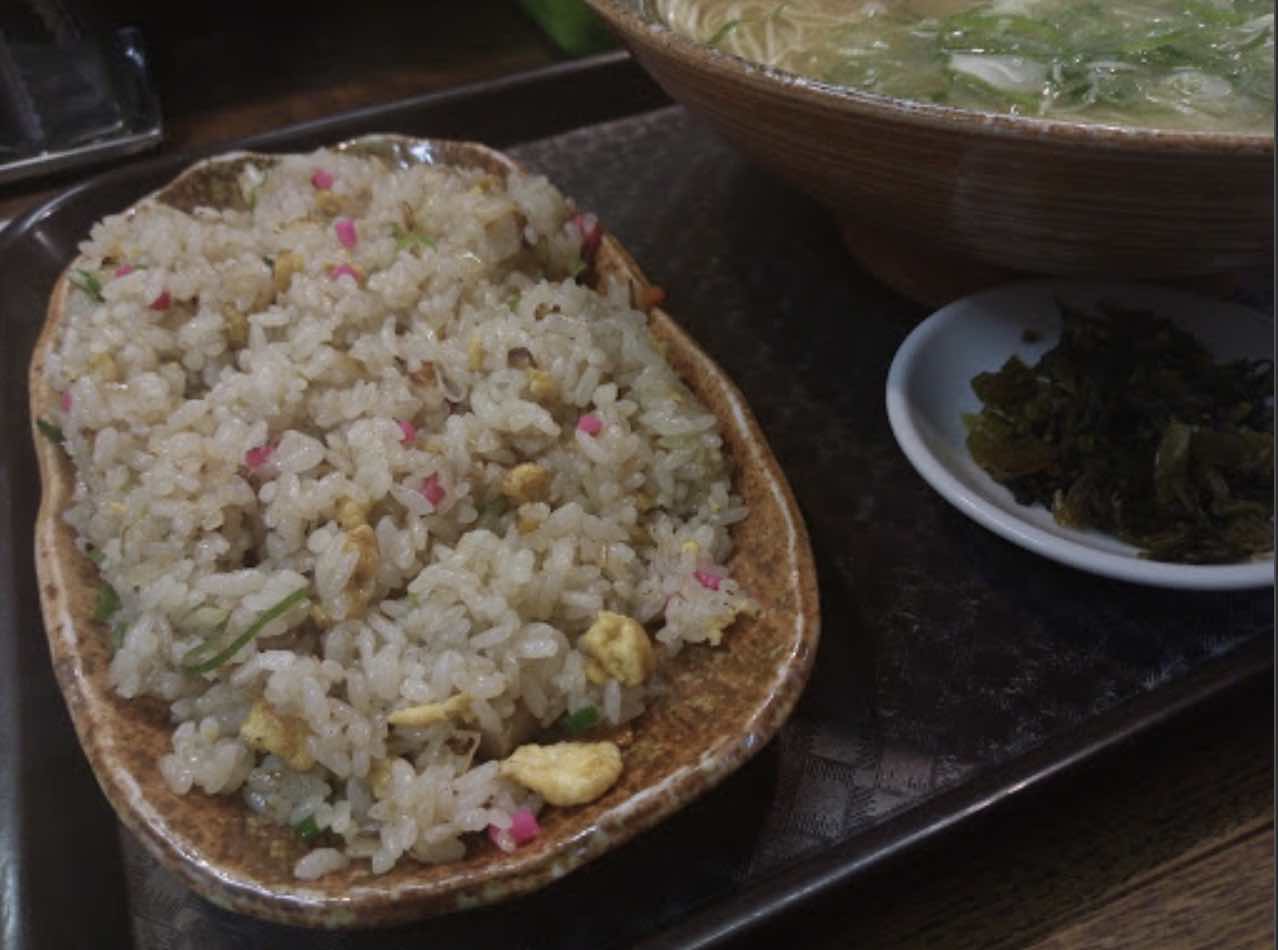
[29,136,820,927]
[886,280,1274,590]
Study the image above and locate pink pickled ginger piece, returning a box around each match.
[572,211,602,260]
[694,569,722,591]
[487,824,516,853]
[420,472,445,507]
[310,169,334,190]
[335,217,357,249]
[244,443,274,469]
[509,809,540,845]
[576,414,603,436]
[486,810,539,852]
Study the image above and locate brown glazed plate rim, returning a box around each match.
[28,135,821,927]
[587,0,1275,155]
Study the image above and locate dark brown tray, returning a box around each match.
[0,51,1271,949]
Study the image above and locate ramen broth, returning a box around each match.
[656,0,1274,131]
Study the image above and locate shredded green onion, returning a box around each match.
[294,815,321,842]
[36,418,65,444]
[87,548,105,564]
[391,223,434,251]
[180,587,309,674]
[562,705,600,736]
[93,583,121,622]
[70,269,104,302]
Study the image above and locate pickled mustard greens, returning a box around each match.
[963,302,1274,564]
[656,0,1275,131]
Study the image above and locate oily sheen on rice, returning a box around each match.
[43,148,755,879]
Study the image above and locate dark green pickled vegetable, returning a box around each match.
[964,301,1274,564]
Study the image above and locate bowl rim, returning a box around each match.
[586,0,1275,156]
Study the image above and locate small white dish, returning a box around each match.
[886,280,1275,590]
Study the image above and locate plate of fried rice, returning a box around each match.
[29,135,819,926]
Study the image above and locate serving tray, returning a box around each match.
[1,52,1272,949]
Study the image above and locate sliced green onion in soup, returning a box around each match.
[180,587,309,674]
[947,53,1049,106]
[707,18,741,45]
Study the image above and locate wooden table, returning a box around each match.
[4,2,1272,946]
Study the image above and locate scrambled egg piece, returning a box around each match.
[336,496,369,532]
[704,600,760,647]
[516,504,543,536]
[342,524,379,617]
[501,463,551,505]
[367,758,394,798]
[468,336,484,372]
[88,351,120,383]
[580,611,656,687]
[526,368,559,404]
[410,362,438,388]
[240,698,314,771]
[500,741,622,806]
[387,693,473,728]
[272,251,303,294]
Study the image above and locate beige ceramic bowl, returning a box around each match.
[586,0,1275,304]
[29,136,820,927]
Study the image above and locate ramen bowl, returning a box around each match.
[585,0,1274,304]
